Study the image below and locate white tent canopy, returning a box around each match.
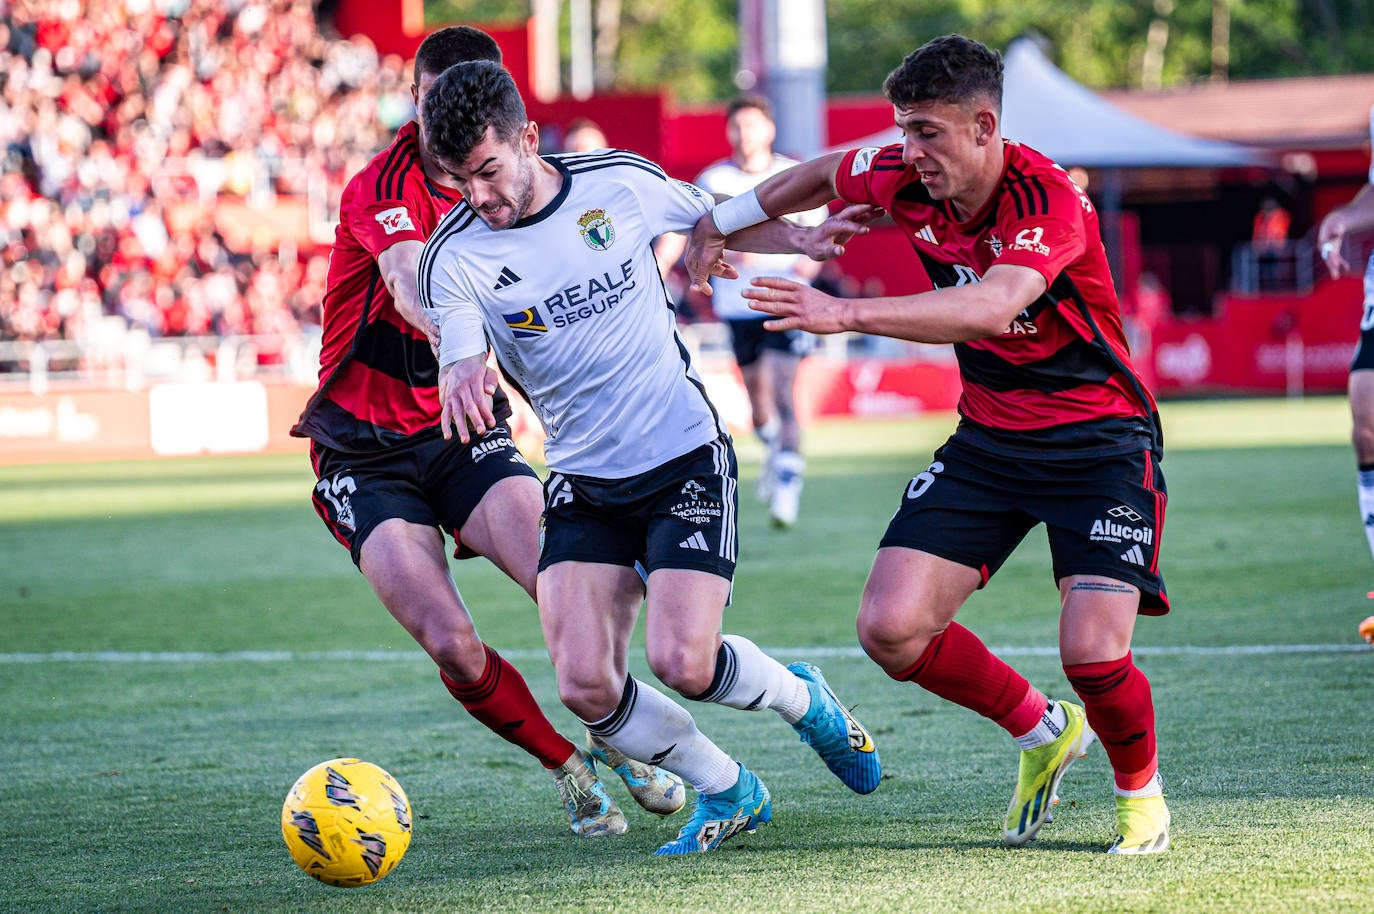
[833,37,1269,169]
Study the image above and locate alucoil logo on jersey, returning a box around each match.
[670,479,722,524]
[504,307,549,338]
[1089,505,1153,545]
[577,208,615,251]
[851,146,880,175]
[375,206,415,235]
[1010,226,1050,257]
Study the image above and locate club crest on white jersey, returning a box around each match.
[577,208,615,250]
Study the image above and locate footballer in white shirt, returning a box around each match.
[416,60,882,856]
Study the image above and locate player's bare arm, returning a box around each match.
[437,353,497,444]
[728,203,881,259]
[685,153,846,294]
[378,240,441,348]
[1319,182,1374,278]
[745,262,1047,343]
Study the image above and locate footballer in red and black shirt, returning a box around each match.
[287,27,666,838]
[833,138,1159,455]
[685,33,1173,856]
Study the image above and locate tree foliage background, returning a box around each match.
[425,0,1374,102]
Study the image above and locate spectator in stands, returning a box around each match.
[0,0,417,375]
[1252,195,1291,291]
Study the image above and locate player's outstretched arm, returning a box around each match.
[684,152,845,295]
[1319,182,1374,279]
[437,353,497,444]
[745,262,1047,343]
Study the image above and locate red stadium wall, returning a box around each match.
[1146,278,1359,396]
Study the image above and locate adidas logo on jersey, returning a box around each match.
[493,266,522,290]
[914,225,938,245]
[678,531,709,551]
[1120,544,1146,566]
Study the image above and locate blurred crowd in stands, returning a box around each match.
[0,0,413,366]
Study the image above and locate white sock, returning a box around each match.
[1115,770,1165,799]
[696,634,811,723]
[584,677,739,795]
[1357,468,1374,563]
[1014,699,1069,750]
[756,418,780,451]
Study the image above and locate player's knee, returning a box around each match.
[423,628,487,681]
[857,597,939,670]
[646,644,714,698]
[555,671,622,722]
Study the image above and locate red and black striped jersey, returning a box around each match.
[291,121,509,452]
[836,140,1159,454]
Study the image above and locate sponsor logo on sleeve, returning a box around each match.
[375,206,416,235]
[1010,227,1050,257]
[851,146,881,176]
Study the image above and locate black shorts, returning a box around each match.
[310,425,539,566]
[726,318,812,368]
[879,435,1170,614]
[1353,258,1374,372]
[539,435,738,581]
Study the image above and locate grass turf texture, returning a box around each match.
[2,396,1370,913]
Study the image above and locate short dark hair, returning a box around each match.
[414,25,502,82]
[882,34,1003,112]
[726,93,772,121]
[421,60,527,166]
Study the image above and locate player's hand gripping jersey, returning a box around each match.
[837,140,1159,453]
[419,150,725,477]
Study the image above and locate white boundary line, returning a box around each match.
[0,644,1367,664]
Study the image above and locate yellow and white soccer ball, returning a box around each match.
[1359,615,1374,646]
[281,758,412,888]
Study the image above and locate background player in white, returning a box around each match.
[1318,104,1374,597]
[416,60,882,856]
[658,94,826,527]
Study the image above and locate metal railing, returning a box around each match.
[0,330,322,394]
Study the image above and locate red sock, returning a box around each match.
[440,645,576,770]
[894,622,1045,737]
[1064,652,1158,791]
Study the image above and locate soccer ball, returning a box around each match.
[1359,615,1374,646]
[281,758,413,887]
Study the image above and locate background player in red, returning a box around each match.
[291,25,681,837]
[685,33,1171,855]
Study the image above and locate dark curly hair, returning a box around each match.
[414,26,502,82]
[882,34,1003,112]
[420,60,528,167]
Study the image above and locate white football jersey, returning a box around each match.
[419,149,726,478]
[695,155,827,320]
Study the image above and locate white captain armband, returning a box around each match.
[710,188,769,237]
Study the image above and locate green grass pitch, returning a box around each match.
[1,396,1370,913]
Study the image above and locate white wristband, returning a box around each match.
[710,189,769,236]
